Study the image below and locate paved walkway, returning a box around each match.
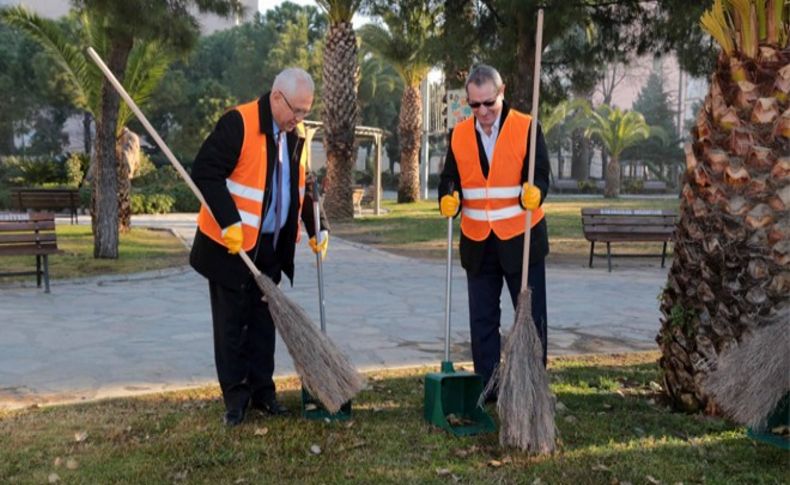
[0,214,666,410]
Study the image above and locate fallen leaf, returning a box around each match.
[501,456,512,464]
[48,473,60,483]
[304,404,318,411]
[592,463,610,472]
[602,403,613,410]
[53,457,62,468]
[646,475,660,484]
[615,390,626,398]
[564,415,578,424]
[488,460,503,468]
[173,470,188,481]
[436,468,451,476]
[532,479,543,485]
[253,427,269,436]
[234,479,247,484]
[74,431,88,443]
[344,421,355,429]
[310,444,321,455]
[453,448,469,458]
[771,425,789,436]
[65,458,78,470]
[649,381,663,392]
[633,427,646,437]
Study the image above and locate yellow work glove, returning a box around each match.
[309,230,329,259]
[440,191,460,217]
[520,182,541,210]
[221,223,243,254]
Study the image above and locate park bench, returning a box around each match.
[0,212,61,292]
[581,208,677,272]
[10,187,80,224]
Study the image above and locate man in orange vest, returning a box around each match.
[439,64,550,401]
[190,68,329,426]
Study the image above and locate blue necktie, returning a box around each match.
[272,131,284,248]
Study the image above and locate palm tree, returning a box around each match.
[1,6,172,233]
[316,0,361,220]
[583,104,666,198]
[658,0,789,413]
[359,1,438,203]
[541,98,590,181]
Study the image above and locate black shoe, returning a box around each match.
[251,395,289,416]
[223,407,246,427]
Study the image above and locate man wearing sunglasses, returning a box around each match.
[190,68,330,426]
[438,64,550,401]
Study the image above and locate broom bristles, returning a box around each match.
[255,273,366,414]
[701,307,789,429]
[486,289,556,453]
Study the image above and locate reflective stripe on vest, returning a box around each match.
[196,99,308,251]
[451,109,545,242]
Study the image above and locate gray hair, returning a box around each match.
[465,64,503,92]
[272,68,314,97]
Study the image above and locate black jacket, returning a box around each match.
[438,103,550,276]
[189,93,328,289]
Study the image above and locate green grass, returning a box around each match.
[1,353,786,484]
[333,196,680,263]
[0,224,188,284]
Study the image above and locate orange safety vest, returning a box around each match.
[451,109,545,242]
[197,100,307,251]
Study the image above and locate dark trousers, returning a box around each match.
[466,237,547,389]
[208,234,281,411]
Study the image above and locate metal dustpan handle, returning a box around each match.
[311,180,326,334]
[443,181,455,369]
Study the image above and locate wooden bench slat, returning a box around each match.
[583,225,675,235]
[0,233,58,244]
[584,234,674,242]
[0,221,56,231]
[582,216,676,225]
[0,245,60,255]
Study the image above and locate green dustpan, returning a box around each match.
[423,208,495,436]
[302,181,351,421]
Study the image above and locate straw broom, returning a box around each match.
[483,9,556,453]
[86,47,365,414]
[701,307,789,430]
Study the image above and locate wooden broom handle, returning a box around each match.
[520,9,544,292]
[86,47,263,279]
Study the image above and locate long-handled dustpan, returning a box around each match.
[424,187,495,436]
[302,181,352,421]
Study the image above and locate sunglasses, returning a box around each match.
[467,98,498,109]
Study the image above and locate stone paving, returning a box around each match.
[0,214,667,410]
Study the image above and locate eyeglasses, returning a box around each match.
[467,98,498,109]
[279,91,310,118]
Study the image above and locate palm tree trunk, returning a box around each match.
[321,21,359,221]
[93,38,132,259]
[397,84,422,202]
[83,111,92,155]
[604,154,620,198]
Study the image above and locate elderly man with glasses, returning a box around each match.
[438,64,551,402]
[190,68,330,426]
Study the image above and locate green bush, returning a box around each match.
[380,171,399,191]
[0,156,65,186]
[0,185,10,210]
[131,193,175,214]
[577,179,598,194]
[134,151,157,179]
[64,152,89,187]
[171,183,200,212]
[622,179,645,194]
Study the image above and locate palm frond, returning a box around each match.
[316,0,361,24]
[117,40,173,134]
[700,0,735,56]
[1,5,93,113]
[729,0,759,58]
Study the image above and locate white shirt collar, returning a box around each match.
[475,114,501,138]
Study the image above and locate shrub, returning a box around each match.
[577,179,598,194]
[380,171,399,191]
[134,151,157,179]
[131,193,175,214]
[622,179,645,194]
[171,183,200,212]
[64,152,90,187]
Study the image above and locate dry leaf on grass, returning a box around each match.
[65,458,78,470]
[48,473,60,483]
[253,427,268,436]
[53,457,62,468]
[436,468,451,476]
[646,475,661,484]
[309,444,321,455]
[488,460,503,468]
[74,431,88,443]
[304,404,318,411]
[591,463,610,471]
[564,415,578,424]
